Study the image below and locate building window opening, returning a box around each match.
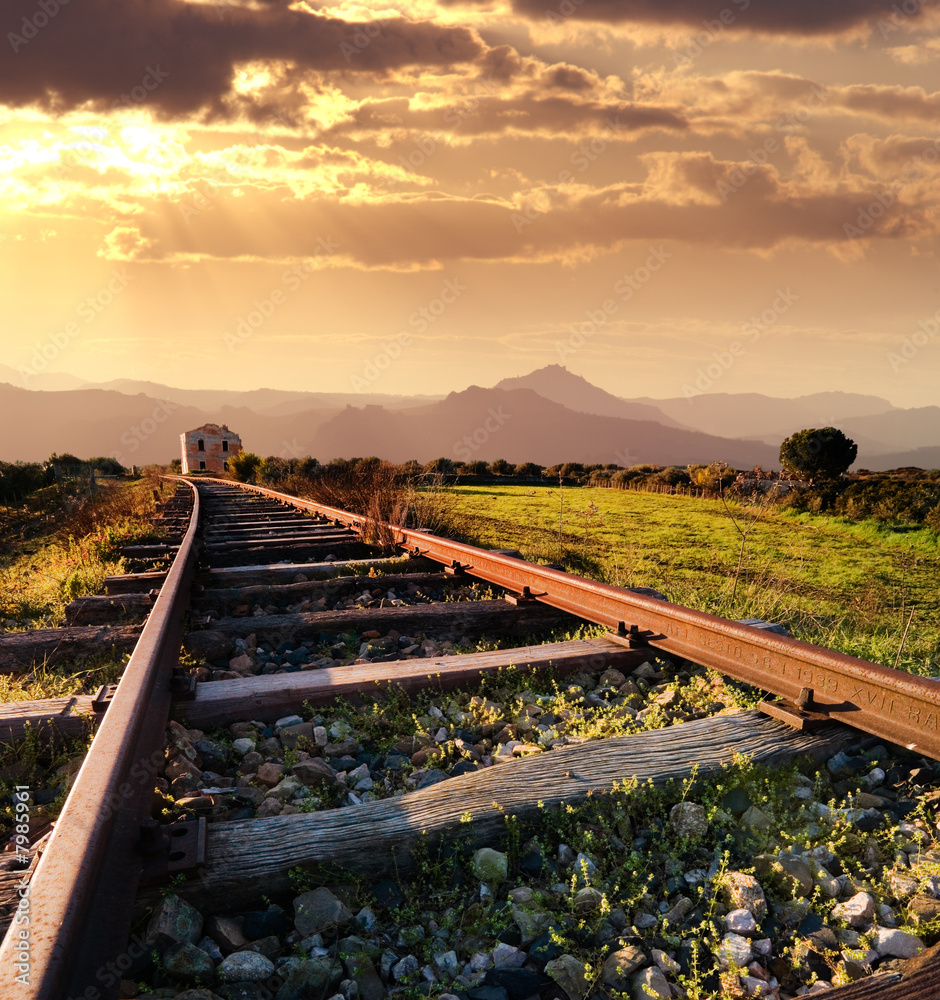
[197,439,205,451]
[199,461,206,470]
[222,440,228,452]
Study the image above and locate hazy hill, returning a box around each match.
[0,368,443,415]
[0,363,87,392]
[0,384,335,464]
[311,386,781,466]
[628,391,898,442]
[835,406,940,455]
[495,365,687,428]
[73,379,444,414]
[859,446,940,471]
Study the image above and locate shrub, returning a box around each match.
[834,479,940,524]
[257,456,290,485]
[0,462,53,503]
[687,461,736,496]
[459,461,489,476]
[424,458,456,474]
[229,451,262,482]
[87,457,126,475]
[649,466,691,487]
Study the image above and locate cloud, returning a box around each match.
[327,92,686,142]
[887,38,940,62]
[98,225,158,260]
[444,0,929,36]
[635,70,940,133]
[96,148,937,270]
[837,84,940,123]
[1,0,482,117]
[1,1,689,144]
[842,132,940,179]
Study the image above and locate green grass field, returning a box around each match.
[441,484,940,676]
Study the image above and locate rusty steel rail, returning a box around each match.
[0,481,200,999]
[200,477,940,761]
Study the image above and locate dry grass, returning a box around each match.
[282,464,470,547]
[0,475,175,627]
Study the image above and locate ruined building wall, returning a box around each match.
[180,424,242,474]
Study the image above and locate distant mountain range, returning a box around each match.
[309,386,782,467]
[0,366,442,414]
[494,366,688,428]
[0,363,935,470]
[627,387,899,442]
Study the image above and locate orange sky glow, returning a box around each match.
[1,0,939,405]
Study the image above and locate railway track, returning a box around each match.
[1,477,939,999]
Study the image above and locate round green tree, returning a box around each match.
[779,427,857,482]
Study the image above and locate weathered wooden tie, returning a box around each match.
[0,624,142,672]
[206,541,371,568]
[0,830,53,935]
[187,599,574,649]
[174,637,648,728]
[175,711,858,912]
[105,570,168,595]
[192,572,453,614]
[199,556,423,587]
[0,694,99,742]
[204,519,322,534]
[121,543,180,558]
[203,530,356,550]
[65,593,154,625]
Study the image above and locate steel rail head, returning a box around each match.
[0,480,200,999]
[196,477,940,761]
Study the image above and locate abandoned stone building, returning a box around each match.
[180,424,242,474]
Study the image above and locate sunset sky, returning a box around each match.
[1,0,939,406]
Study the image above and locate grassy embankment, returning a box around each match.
[441,484,940,677]
[0,475,175,701]
[0,476,178,837]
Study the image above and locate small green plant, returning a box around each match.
[159,873,188,898]
[288,866,319,894]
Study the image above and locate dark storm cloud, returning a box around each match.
[1,0,482,116]
[452,0,929,35]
